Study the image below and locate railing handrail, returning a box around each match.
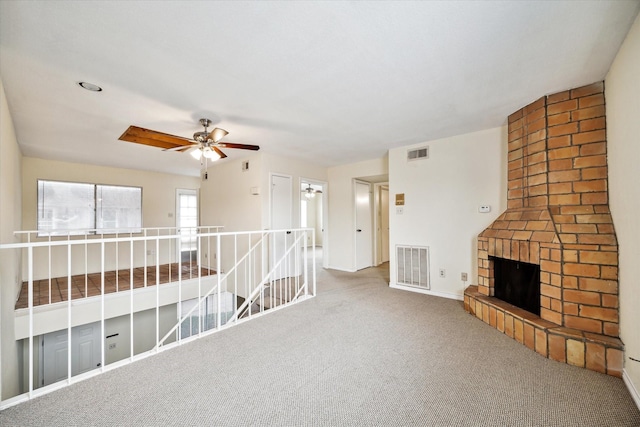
[155,230,278,347]
[1,227,314,250]
[0,227,315,410]
[227,231,307,324]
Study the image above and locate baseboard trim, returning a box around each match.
[389,283,464,301]
[623,369,640,410]
[326,265,357,273]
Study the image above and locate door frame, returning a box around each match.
[373,182,389,265]
[299,177,328,269]
[175,188,199,262]
[353,179,373,271]
[269,173,294,278]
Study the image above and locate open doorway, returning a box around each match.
[300,179,327,268]
[176,189,198,263]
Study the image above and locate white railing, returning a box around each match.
[0,227,316,410]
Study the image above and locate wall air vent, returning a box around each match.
[407,146,429,161]
[396,245,430,289]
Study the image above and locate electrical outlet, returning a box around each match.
[108,343,116,350]
[439,268,446,278]
[461,272,468,281]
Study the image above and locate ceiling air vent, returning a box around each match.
[407,146,429,161]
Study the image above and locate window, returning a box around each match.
[38,180,142,236]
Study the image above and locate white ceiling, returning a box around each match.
[1,1,638,177]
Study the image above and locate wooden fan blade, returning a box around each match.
[119,126,193,150]
[163,145,195,152]
[213,147,227,159]
[217,142,260,151]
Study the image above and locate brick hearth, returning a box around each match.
[464,82,623,377]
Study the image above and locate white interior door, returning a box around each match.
[355,181,373,270]
[380,186,390,263]
[43,322,101,386]
[270,174,293,279]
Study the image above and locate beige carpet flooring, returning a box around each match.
[1,255,639,426]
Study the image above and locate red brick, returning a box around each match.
[579,278,617,293]
[607,348,623,378]
[572,105,605,121]
[549,146,579,160]
[564,289,601,305]
[580,306,618,322]
[573,130,606,145]
[580,117,606,132]
[514,319,524,343]
[524,324,535,350]
[548,135,571,149]
[563,263,600,278]
[508,109,523,123]
[548,122,578,137]
[548,112,571,126]
[548,334,566,362]
[547,99,578,115]
[602,294,618,308]
[548,160,573,172]
[579,93,605,109]
[582,167,608,180]
[560,224,597,233]
[564,302,579,316]
[505,314,514,338]
[535,329,548,357]
[524,97,546,114]
[541,284,561,299]
[574,155,607,169]
[549,170,581,183]
[548,90,571,104]
[573,180,607,193]
[579,251,617,266]
[580,142,606,156]
[567,339,585,367]
[604,322,619,337]
[571,82,603,99]
[585,342,606,374]
[600,266,618,280]
[496,310,505,332]
[582,193,608,204]
[564,315,602,334]
[541,308,562,325]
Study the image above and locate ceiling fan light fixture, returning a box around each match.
[304,191,315,199]
[202,147,221,161]
[209,128,228,143]
[190,148,202,160]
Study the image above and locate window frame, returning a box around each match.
[37,179,143,237]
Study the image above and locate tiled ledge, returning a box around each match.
[464,285,623,377]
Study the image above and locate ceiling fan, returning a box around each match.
[118,118,259,163]
[302,184,323,199]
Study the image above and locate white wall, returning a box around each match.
[0,78,23,399]
[327,157,388,271]
[605,12,640,404]
[388,127,507,299]
[21,157,200,279]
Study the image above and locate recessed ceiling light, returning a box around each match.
[78,82,102,92]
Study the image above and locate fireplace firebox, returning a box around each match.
[491,257,540,316]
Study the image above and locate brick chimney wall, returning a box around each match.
[476,82,619,337]
[466,82,623,376]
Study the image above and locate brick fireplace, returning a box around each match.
[464,82,624,377]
